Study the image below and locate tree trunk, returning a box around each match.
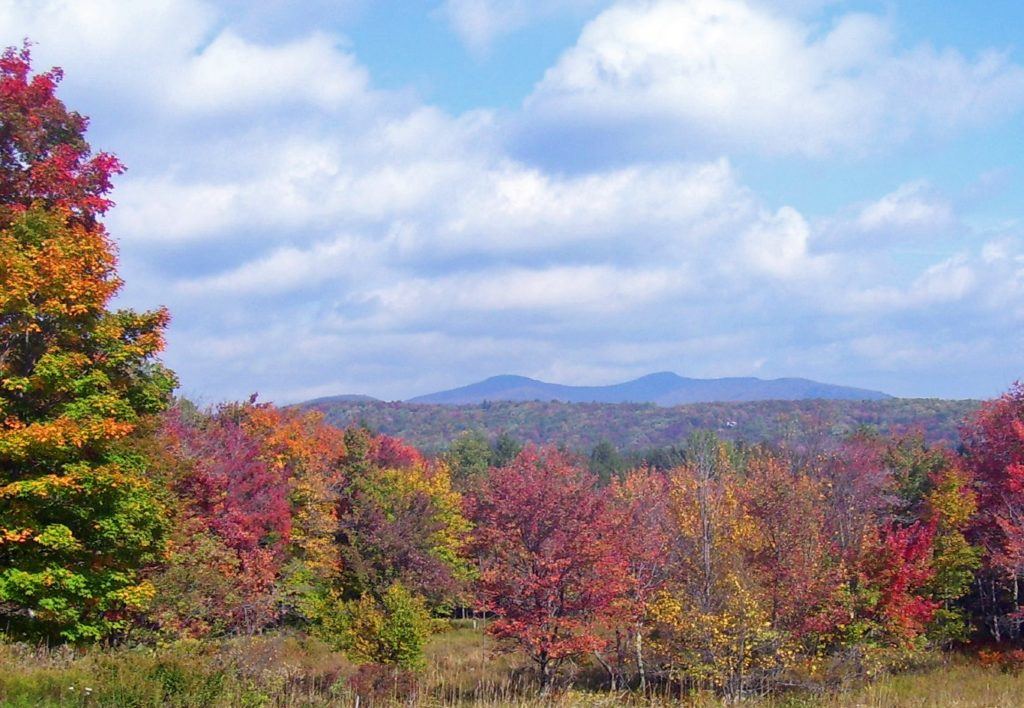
[593,650,617,691]
[634,624,647,693]
[539,651,552,693]
[1014,574,1021,641]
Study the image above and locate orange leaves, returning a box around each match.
[0,415,135,461]
[0,47,174,642]
[0,208,119,332]
[0,527,33,545]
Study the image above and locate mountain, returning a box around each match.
[303,393,381,404]
[406,372,891,406]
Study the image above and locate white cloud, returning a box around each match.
[524,0,1024,158]
[4,0,1023,402]
[176,235,371,295]
[438,0,603,54]
[367,264,687,319]
[739,206,823,279]
[169,31,369,113]
[857,181,955,233]
[0,0,373,117]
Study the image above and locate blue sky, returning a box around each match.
[2,0,1022,402]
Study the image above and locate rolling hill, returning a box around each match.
[406,372,891,406]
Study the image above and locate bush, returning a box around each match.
[318,583,433,670]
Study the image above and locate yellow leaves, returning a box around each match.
[111,580,157,612]
[34,524,81,551]
[0,473,82,500]
[1,208,120,332]
[927,465,976,530]
[648,589,684,626]
[0,415,135,462]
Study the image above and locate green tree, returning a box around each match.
[491,431,522,467]
[589,440,626,484]
[0,47,176,642]
[445,429,493,483]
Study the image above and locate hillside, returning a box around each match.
[300,397,978,453]
[406,372,891,405]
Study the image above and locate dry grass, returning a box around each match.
[816,655,1024,708]
[2,629,1024,706]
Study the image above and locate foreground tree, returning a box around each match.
[883,434,979,644]
[151,403,292,635]
[741,452,838,639]
[308,429,471,668]
[468,447,629,690]
[652,434,786,698]
[145,401,351,637]
[0,45,175,641]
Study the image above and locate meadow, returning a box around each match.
[3,627,1023,707]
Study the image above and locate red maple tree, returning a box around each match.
[467,446,629,690]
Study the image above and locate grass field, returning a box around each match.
[2,628,1023,706]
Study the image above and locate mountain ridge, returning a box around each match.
[403,371,892,406]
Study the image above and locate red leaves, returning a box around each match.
[741,454,839,635]
[964,382,1024,577]
[0,44,123,226]
[370,434,425,470]
[609,470,672,620]
[158,404,293,631]
[861,521,939,640]
[165,405,292,557]
[467,447,630,674]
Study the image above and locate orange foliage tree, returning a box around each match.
[0,45,176,641]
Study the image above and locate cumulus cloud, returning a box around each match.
[2,0,1022,402]
[0,0,373,118]
[168,31,369,114]
[520,0,1024,160]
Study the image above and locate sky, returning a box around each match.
[2,0,1022,403]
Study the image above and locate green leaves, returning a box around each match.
[317,583,432,670]
[0,50,174,643]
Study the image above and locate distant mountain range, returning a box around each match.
[307,372,891,408]
[407,372,890,405]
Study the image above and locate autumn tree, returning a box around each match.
[652,433,785,698]
[146,401,350,637]
[963,382,1024,642]
[0,45,175,641]
[740,451,839,640]
[608,469,673,691]
[882,434,979,644]
[814,436,943,664]
[239,404,348,618]
[319,582,432,670]
[468,446,629,690]
[317,429,471,668]
[150,403,292,635]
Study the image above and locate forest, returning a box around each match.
[302,397,978,455]
[3,44,1024,707]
